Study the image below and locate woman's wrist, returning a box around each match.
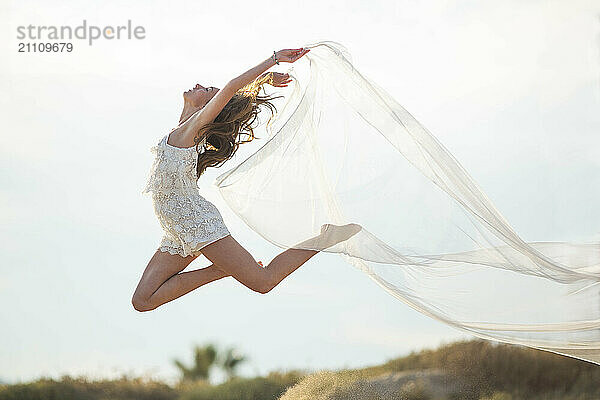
[266,54,276,68]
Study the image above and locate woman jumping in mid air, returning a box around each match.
[132,47,361,312]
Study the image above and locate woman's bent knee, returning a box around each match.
[233,271,272,294]
[131,295,155,312]
[255,280,273,294]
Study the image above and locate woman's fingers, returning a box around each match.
[296,49,310,60]
[271,71,292,86]
[278,47,310,63]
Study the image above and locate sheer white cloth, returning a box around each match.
[214,41,600,364]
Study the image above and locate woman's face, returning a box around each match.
[183,83,219,108]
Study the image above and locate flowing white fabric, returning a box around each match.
[213,41,600,364]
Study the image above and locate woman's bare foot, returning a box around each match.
[292,223,362,251]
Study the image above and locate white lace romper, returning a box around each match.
[141,132,231,257]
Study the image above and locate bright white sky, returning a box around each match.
[1,0,599,386]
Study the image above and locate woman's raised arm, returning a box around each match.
[178,48,310,141]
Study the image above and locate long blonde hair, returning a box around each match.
[192,72,283,178]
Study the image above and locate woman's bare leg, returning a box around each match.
[200,235,319,294]
[200,224,361,294]
[147,263,231,307]
[132,250,229,312]
[132,224,361,311]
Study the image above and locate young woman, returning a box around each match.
[132,47,361,312]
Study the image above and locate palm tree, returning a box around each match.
[172,343,218,382]
[218,345,248,381]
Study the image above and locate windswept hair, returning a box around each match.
[191,72,283,178]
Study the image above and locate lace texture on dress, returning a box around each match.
[142,133,230,257]
[152,191,230,257]
[141,134,204,196]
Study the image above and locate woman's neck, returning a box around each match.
[179,102,201,125]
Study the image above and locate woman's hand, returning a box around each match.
[275,47,310,63]
[269,72,292,87]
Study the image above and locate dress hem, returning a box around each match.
[157,231,231,258]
